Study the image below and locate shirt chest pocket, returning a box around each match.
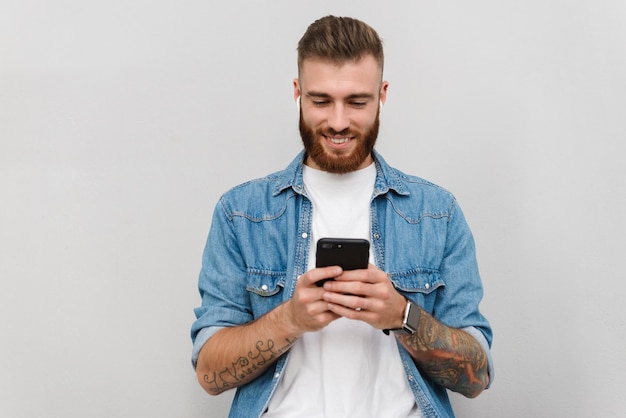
[245,269,286,316]
[388,270,444,314]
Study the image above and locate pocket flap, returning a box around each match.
[388,269,444,294]
[245,269,286,297]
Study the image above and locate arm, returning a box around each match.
[396,197,491,397]
[397,305,490,398]
[195,266,342,396]
[195,302,298,395]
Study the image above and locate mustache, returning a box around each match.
[323,127,352,136]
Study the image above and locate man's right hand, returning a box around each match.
[284,266,343,336]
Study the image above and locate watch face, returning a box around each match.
[405,302,420,333]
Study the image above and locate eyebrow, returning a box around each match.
[305,91,376,100]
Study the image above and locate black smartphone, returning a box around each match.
[315,238,370,286]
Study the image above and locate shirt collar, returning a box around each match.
[273,149,410,197]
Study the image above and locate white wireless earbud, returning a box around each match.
[379,100,384,109]
[296,96,301,112]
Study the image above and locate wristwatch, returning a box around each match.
[383,299,420,336]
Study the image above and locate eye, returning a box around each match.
[350,101,367,108]
[311,99,329,107]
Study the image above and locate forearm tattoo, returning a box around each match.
[403,309,489,397]
[203,337,296,394]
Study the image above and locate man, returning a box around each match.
[191,15,493,418]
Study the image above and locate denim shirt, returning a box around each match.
[191,150,493,418]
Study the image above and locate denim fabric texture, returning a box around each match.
[191,150,493,418]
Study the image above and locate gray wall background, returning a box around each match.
[2,1,625,417]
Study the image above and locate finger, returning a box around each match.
[334,266,386,284]
[299,266,342,287]
[323,277,370,297]
[307,300,342,316]
[327,301,370,320]
[323,291,368,311]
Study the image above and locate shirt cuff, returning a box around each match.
[191,326,224,369]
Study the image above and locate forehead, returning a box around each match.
[299,55,382,96]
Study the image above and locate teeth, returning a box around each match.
[329,137,350,144]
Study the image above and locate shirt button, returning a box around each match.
[373,233,380,239]
[261,284,268,291]
[425,283,430,289]
[274,372,280,379]
[301,232,308,239]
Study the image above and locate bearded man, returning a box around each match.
[191,15,494,418]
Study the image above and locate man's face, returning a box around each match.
[295,55,388,174]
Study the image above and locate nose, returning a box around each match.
[327,104,350,133]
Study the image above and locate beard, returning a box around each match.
[299,110,379,174]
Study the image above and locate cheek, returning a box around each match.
[351,113,376,130]
[302,111,325,130]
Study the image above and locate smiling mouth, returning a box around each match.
[327,137,351,144]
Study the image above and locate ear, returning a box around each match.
[293,78,301,102]
[379,81,389,106]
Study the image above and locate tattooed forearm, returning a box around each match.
[203,337,297,394]
[400,308,489,398]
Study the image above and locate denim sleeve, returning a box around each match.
[191,326,224,368]
[190,197,254,365]
[438,200,494,385]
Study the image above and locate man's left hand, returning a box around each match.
[321,264,406,331]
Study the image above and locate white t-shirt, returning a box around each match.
[263,163,421,418]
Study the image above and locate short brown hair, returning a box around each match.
[297,16,384,75]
